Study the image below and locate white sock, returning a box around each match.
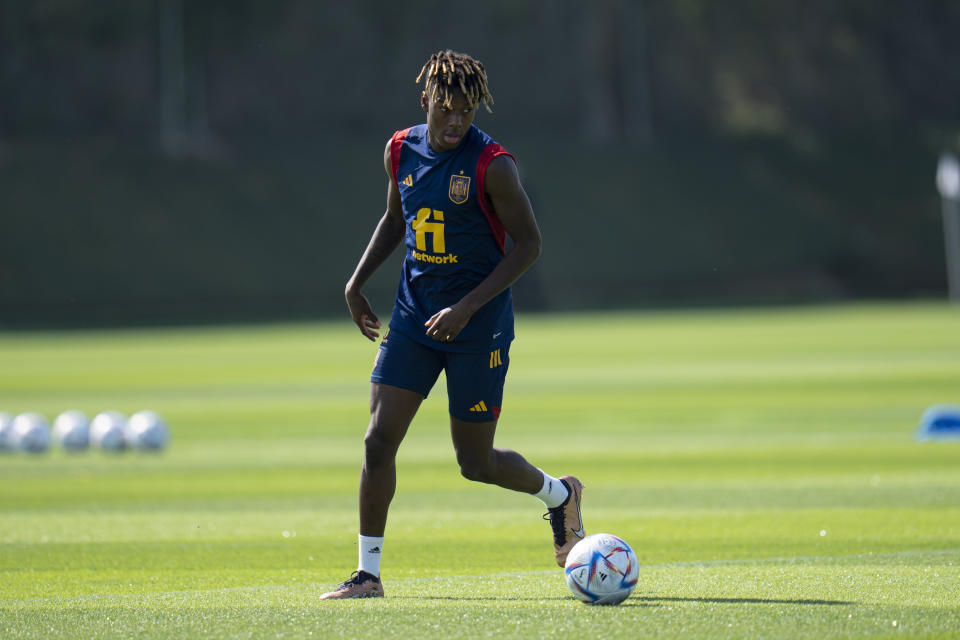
[534,470,569,509]
[358,534,384,577]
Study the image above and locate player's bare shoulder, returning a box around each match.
[483,154,522,197]
[383,137,394,175]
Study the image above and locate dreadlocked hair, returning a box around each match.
[416,50,494,113]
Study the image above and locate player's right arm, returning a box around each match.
[344,139,406,341]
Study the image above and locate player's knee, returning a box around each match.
[457,454,495,484]
[363,430,398,469]
[459,462,491,483]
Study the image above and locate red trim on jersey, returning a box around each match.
[390,128,412,186]
[475,143,516,255]
[492,406,501,420]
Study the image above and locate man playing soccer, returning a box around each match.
[321,50,584,600]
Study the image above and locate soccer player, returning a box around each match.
[321,50,584,600]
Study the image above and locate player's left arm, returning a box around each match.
[424,155,542,342]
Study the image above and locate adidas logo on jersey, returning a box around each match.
[469,401,488,413]
[402,174,413,187]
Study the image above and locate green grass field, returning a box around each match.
[2,303,959,638]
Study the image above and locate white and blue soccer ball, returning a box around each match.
[53,410,90,451]
[564,533,639,605]
[90,411,127,451]
[11,412,51,453]
[0,412,14,451]
[124,410,169,451]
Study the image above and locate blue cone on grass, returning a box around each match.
[916,404,960,441]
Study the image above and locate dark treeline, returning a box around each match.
[3,1,958,142]
[1,1,958,326]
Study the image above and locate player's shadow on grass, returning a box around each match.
[403,596,571,601]
[633,596,855,606]
[402,595,855,606]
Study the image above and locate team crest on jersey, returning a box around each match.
[449,173,471,205]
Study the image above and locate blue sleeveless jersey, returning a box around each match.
[388,123,515,353]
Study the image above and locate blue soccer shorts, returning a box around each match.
[370,328,510,422]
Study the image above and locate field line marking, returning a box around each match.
[1,548,957,607]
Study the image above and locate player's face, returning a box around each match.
[422,89,476,152]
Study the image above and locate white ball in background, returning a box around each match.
[0,412,14,451]
[53,410,91,451]
[90,411,127,452]
[124,410,170,451]
[11,412,51,454]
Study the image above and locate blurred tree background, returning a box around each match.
[1,0,959,326]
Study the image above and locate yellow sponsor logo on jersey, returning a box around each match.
[402,174,413,187]
[411,207,457,264]
[413,208,445,253]
[412,250,459,264]
[489,349,503,368]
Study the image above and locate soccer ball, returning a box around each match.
[564,533,639,605]
[124,410,169,451]
[0,412,14,451]
[90,411,127,451]
[11,412,51,453]
[53,410,90,451]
